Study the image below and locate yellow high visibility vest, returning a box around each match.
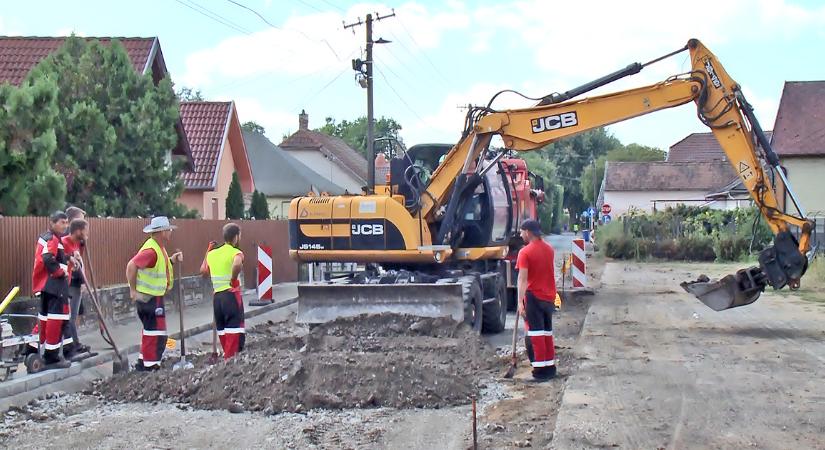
[135,237,172,296]
[206,244,242,293]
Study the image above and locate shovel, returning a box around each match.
[207,320,219,365]
[503,310,520,379]
[83,250,129,374]
[173,257,194,371]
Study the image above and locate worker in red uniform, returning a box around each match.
[125,216,183,371]
[32,211,79,367]
[64,207,87,328]
[200,223,245,359]
[516,219,557,381]
[62,218,91,354]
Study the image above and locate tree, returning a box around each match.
[539,128,622,215]
[518,153,564,234]
[226,172,244,219]
[248,190,270,220]
[26,37,190,217]
[0,77,66,215]
[176,86,204,102]
[241,121,265,135]
[580,143,666,205]
[316,116,403,160]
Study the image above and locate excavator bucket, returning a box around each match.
[680,268,764,312]
[296,283,465,324]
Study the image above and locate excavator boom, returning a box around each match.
[290,38,813,325]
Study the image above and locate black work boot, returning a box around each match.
[531,365,557,381]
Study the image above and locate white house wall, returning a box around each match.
[266,196,294,220]
[782,157,825,218]
[604,190,712,216]
[286,149,364,193]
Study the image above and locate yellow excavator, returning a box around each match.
[289,38,814,331]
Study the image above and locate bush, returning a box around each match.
[596,206,771,262]
[651,239,679,259]
[678,235,716,261]
[713,234,750,261]
[603,235,650,260]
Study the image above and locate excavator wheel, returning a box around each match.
[460,276,483,333]
[481,272,507,333]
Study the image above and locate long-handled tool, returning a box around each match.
[503,310,520,378]
[81,251,128,374]
[173,257,194,371]
[83,279,128,373]
[207,320,219,365]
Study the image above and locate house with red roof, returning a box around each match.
[0,36,194,169]
[600,161,741,216]
[280,111,367,193]
[0,36,258,219]
[771,81,825,221]
[178,101,254,219]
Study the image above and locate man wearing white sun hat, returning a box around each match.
[125,216,183,371]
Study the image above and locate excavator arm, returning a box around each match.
[424,38,813,311]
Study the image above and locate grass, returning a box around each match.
[797,256,825,303]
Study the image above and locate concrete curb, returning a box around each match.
[0,296,298,403]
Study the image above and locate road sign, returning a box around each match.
[602,214,612,223]
[601,203,611,215]
[587,206,595,216]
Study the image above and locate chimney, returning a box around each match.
[299,109,309,131]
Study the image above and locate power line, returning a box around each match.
[379,47,425,91]
[292,0,324,13]
[317,0,345,13]
[376,67,425,122]
[226,0,278,28]
[395,14,452,88]
[294,68,349,113]
[225,0,341,61]
[174,0,253,35]
[385,28,449,91]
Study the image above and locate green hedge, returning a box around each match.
[599,206,771,262]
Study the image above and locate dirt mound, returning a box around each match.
[97,314,497,414]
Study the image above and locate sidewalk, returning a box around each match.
[0,283,298,404]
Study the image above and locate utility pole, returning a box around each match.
[345,10,395,193]
[592,152,596,229]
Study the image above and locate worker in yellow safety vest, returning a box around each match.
[200,223,245,359]
[126,216,183,371]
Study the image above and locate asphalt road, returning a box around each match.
[551,261,825,449]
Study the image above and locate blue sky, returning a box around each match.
[3,0,824,152]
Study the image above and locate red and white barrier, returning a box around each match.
[571,238,586,288]
[252,245,273,306]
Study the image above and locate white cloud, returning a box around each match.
[180,2,470,89]
[230,97,300,144]
[473,0,825,80]
[404,82,532,144]
[179,11,354,87]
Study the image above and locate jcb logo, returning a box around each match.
[704,60,722,89]
[352,223,384,235]
[531,111,578,133]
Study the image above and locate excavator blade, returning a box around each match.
[296,283,465,324]
[680,268,764,312]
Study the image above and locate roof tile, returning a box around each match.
[771,81,825,157]
[281,130,367,181]
[604,161,737,191]
[668,131,771,162]
[179,102,232,189]
[0,36,154,85]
